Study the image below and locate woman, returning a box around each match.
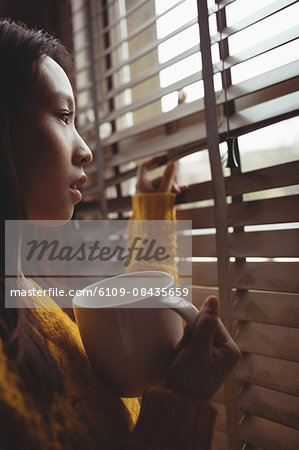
[0,19,241,449]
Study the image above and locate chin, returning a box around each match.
[50,208,74,224]
[27,206,74,225]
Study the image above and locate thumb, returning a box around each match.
[158,162,176,192]
[191,296,220,348]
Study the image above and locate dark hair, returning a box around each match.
[0,19,73,403]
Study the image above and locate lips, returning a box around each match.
[69,174,87,201]
[70,175,87,190]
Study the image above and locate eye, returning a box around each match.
[58,111,73,125]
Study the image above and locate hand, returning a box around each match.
[165,296,241,401]
[135,156,188,194]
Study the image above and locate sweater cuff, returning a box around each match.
[131,193,176,220]
[132,387,217,450]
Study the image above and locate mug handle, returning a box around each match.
[159,296,199,327]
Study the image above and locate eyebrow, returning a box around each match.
[54,91,75,109]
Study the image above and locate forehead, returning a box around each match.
[34,56,74,106]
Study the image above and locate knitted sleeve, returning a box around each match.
[117,387,216,450]
[131,193,177,221]
[125,193,178,277]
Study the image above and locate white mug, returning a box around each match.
[73,271,199,397]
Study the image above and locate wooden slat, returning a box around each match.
[102,156,299,200]
[105,17,196,82]
[101,70,203,123]
[91,0,151,41]
[98,61,298,152]
[192,262,218,287]
[101,97,205,148]
[177,195,299,229]
[239,415,299,449]
[230,229,299,258]
[212,430,228,450]
[83,14,200,92]
[218,26,299,72]
[237,353,299,396]
[100,50,299,120]
[232,261,299,293]
[211,0,298,44]
[210,402,227,433]
[191,286,220,310]
[192,234,217,257]
[177,261,193,277]
[223,91,299,138]
[103,156,299,202]
[99,43,200,105]
[204,159,299,202]
[98,158,299,210]
[151,156,296,204]
[239,384,299,430]
[178,262,297,293]
[102,91,299,169]
[208,0,236,15]
[107,197,132,213]
[176,181,214,205]
[105,120,207,169]
[176,206,215,228]
[236,321,299,362]
[225,160,299,197]
[233,290,299,327]
[99,43,299,121]
[76,0,235,78]
[177,235,196,258]
[228,195,299,227]
[225,60,299,104]
[84,194,299,234]
[86,0,187,66]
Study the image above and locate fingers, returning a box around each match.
[136,164,148,183]
[158,162,176,193]
[177,185,189,192]
[137,157,189,194]
[190,296,220,349]
[165,295,241,400]
[136,157,164,189]
[136,157,172,194]
[141,155,167,169]
[152,176,162,188]
[171,182,181,194]
[214,319,242,367]
[172,324,193,358]
[213,318,233,347]
[155,178,188,194]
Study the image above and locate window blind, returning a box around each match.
[71,0,298,219]
[71,0,299,449]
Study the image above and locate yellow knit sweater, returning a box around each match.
[0,193,216,449]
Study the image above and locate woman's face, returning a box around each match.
[16,56,93,221]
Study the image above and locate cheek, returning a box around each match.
[18,128,74,218]
[21,119,72,180]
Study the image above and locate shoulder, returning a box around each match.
[0,339,49,449]
[0,338,28,421]
[16,279,87,374]
[28,279,79,336]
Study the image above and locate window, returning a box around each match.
[71,1,299,448]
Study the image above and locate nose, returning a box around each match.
[72,132,93,166]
